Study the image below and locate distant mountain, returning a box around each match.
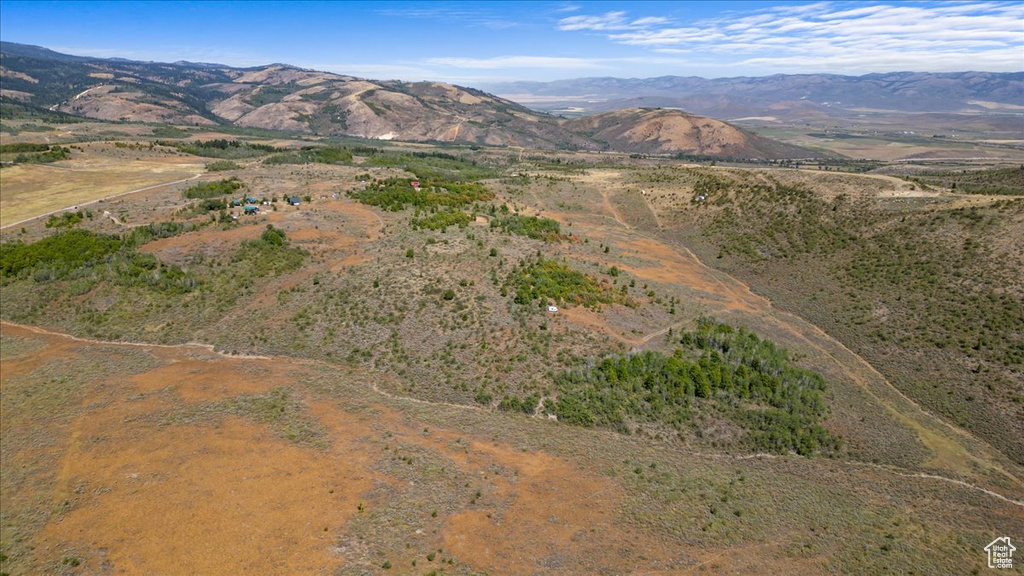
[0,41,93,62]
[483,72,1024,120]
[0,42,822,158]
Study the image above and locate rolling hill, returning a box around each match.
[0,42,820,158]
[565,108,813,158]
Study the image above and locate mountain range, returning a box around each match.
[5,41,1022,157]
[0,41,816,159]
[483,72,1024,122]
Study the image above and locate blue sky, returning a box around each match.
[1,1,1021,84]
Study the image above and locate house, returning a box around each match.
[288,196,301,206]
[243,205,259,215]
[547,305,559,313]
[245,196,258,204]
[410,180,421,191]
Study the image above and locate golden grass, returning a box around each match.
[0,156,203,227]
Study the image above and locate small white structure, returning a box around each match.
[547,305,559,313]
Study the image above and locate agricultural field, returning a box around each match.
[1,122,1022,575]
[739,118,1024,163]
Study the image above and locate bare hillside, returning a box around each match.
[566,108,819,158]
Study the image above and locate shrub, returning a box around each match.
[411,210,471,231]
[45,211,83,229]
[205,160,241,171]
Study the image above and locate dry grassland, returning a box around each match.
[0,152,203,227]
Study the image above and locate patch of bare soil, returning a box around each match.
[442,442,669,574]
[41,416,370,575]
[315,199,385,268]
[139,223,264,263]
[0,323,685,575]
[558,305,640,345]
[616,237,767,313]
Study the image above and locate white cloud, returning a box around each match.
[556,2,1024,73]
[557,11,661,31]
[374,6,519,29]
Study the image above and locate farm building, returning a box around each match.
[243,205,259,215]
[288,196,301,206]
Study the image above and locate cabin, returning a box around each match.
[243,205,259,215]
[288,196,301,206]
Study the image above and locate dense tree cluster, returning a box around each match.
[507,257,616,309]
[490,214,561,241]
[550,319,839,456]
[232,225,306,277]
[0,143,70,166]
[367,152,496,181]
[263,146,353,165]
[1,229,121,277]
[182,178,244,199]
[156,139,277,159]
[349,177,492,211]
[0,228,197,294]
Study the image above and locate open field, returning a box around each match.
[0,143,204,227]
[2,124,1022,574]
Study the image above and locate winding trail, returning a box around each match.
[2,321,271,360]
[2,319,1021,508]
